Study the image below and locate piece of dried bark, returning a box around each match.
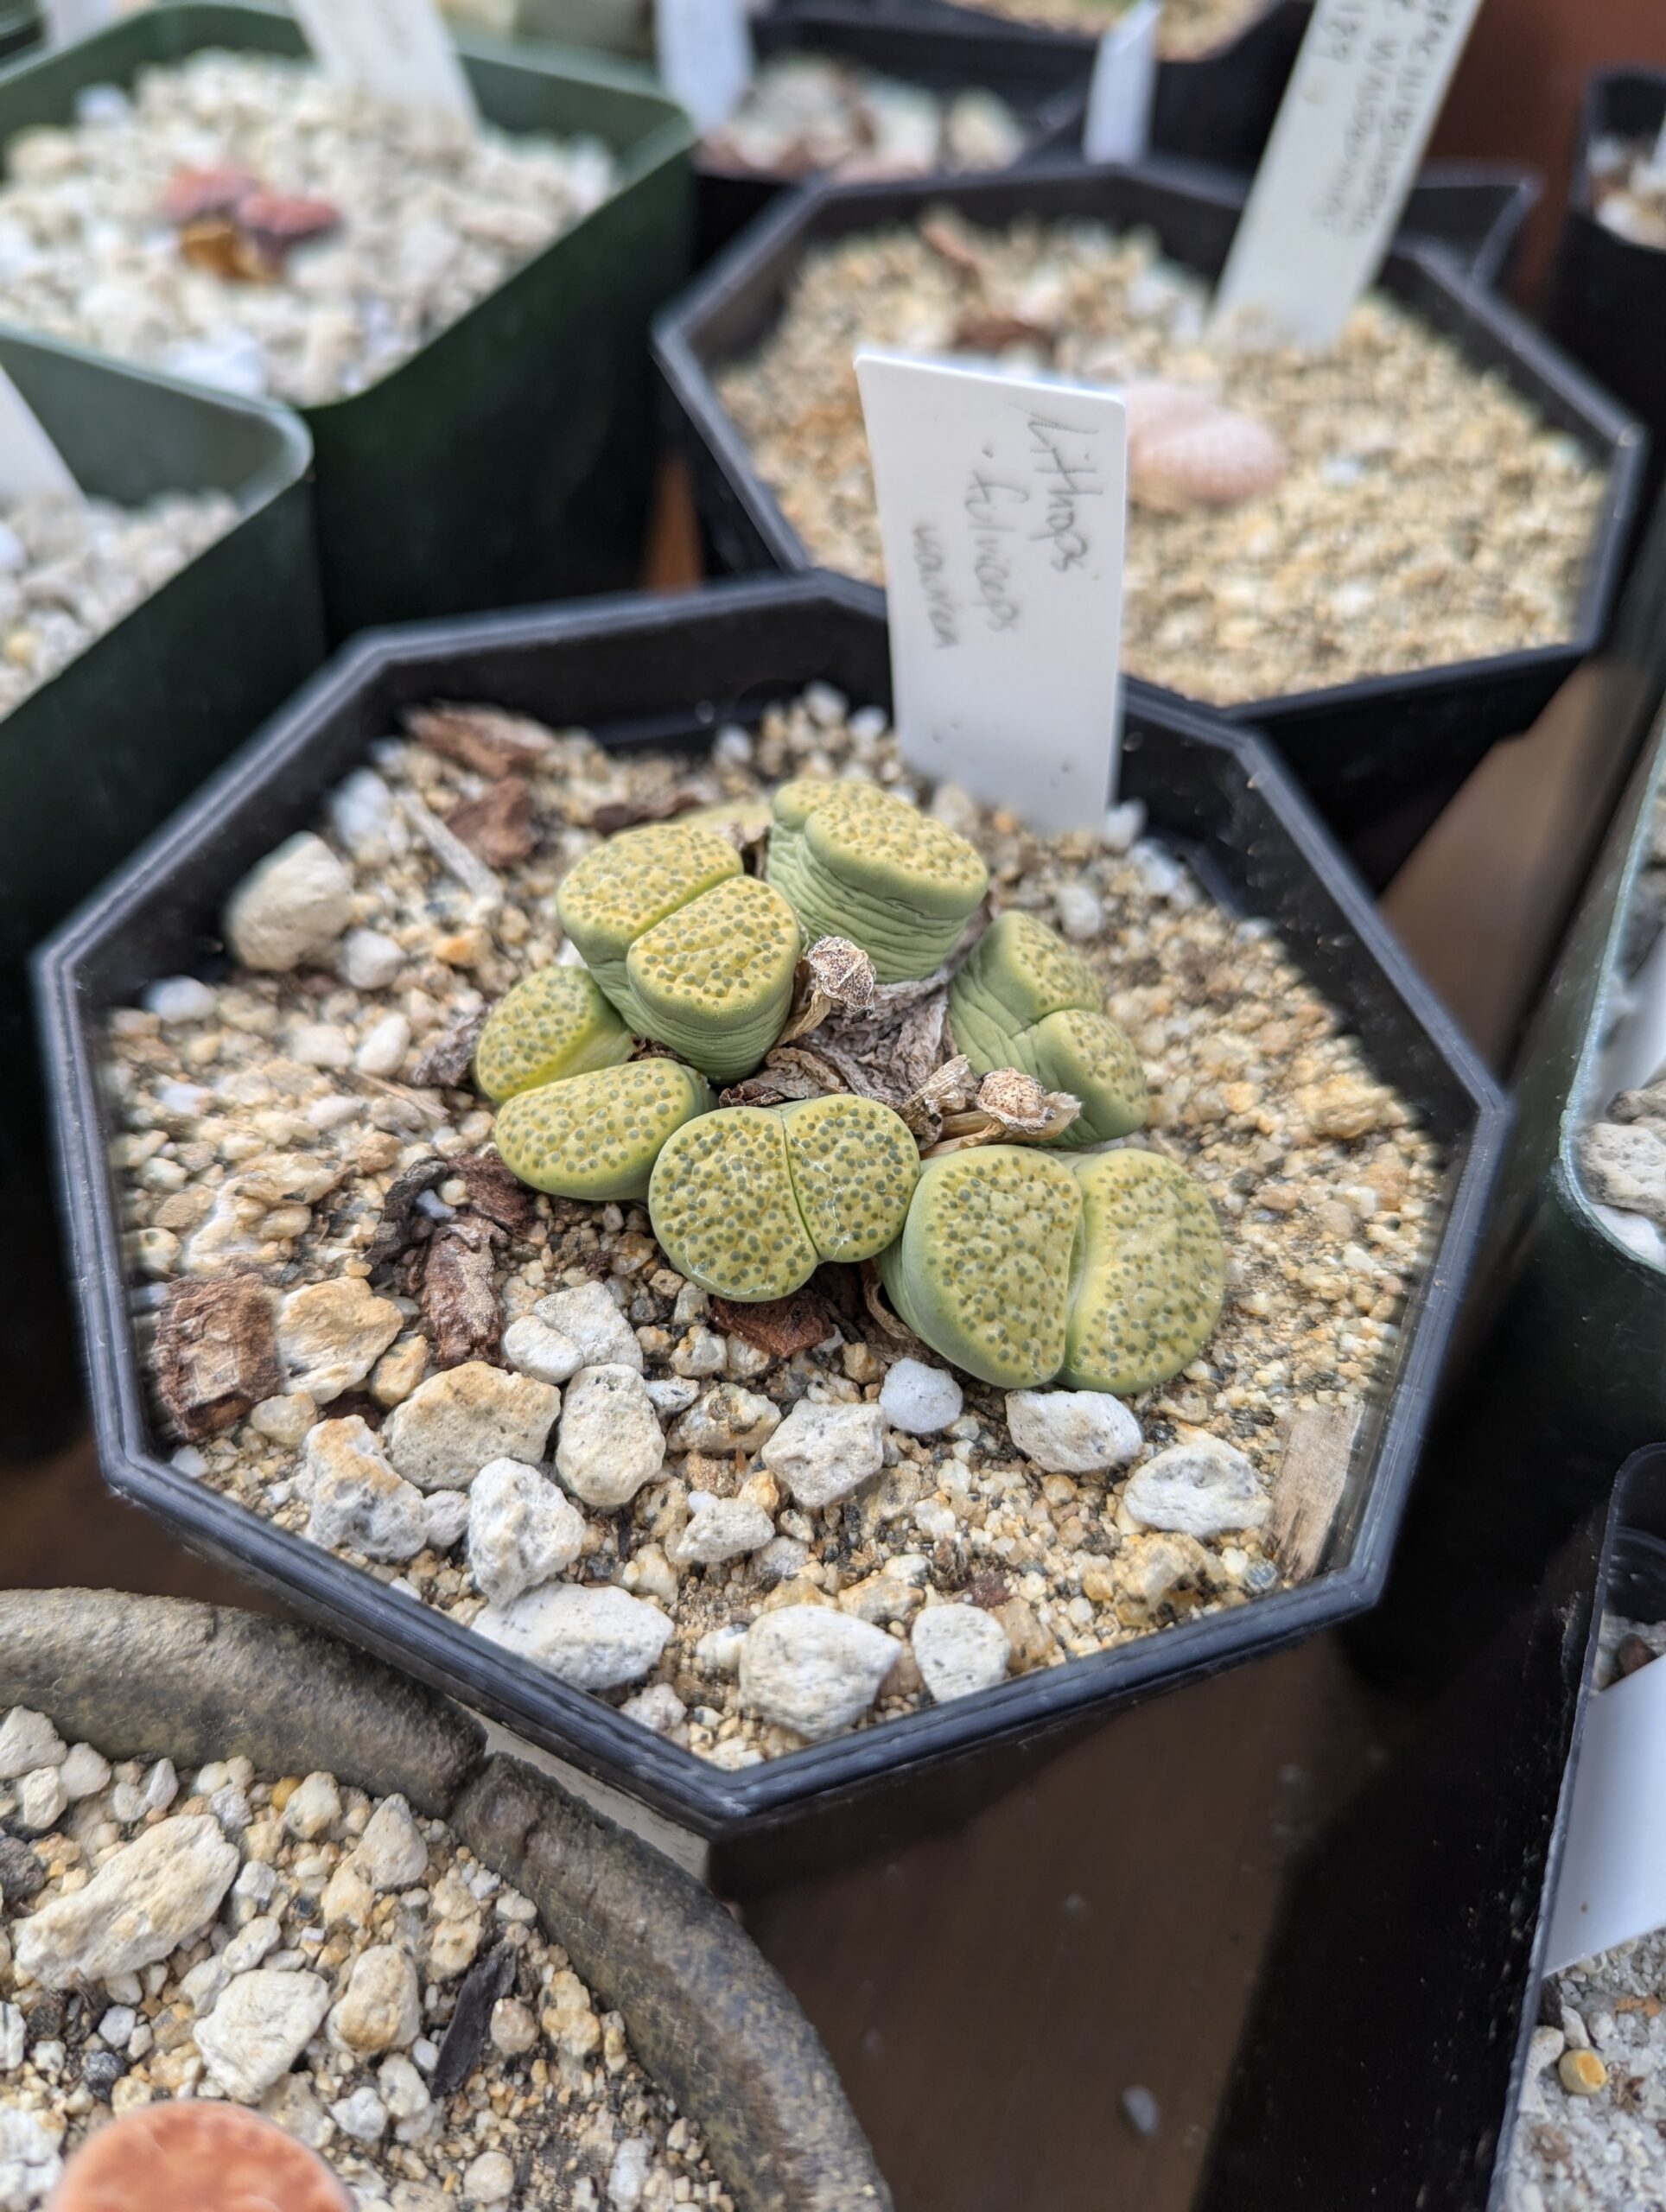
[776,937,876,1046]
[442,777,535,869]
[404,703,556,778]
[811,970,954,1108]
[964,1573,1012,1611]
[363,1159,448,1277]
[1267,1402,1364,1581]
[411,1008,487,1090]
[585,789,706,835]
[897,1055,980,1141]
[422,1217,503,1370]
[953,309,1056,354]
[154,1275,281,1440]
[711,1291,836,1358]
[920,210,988,277]
[449,1152,537,1238]
[430,1947,518,2099]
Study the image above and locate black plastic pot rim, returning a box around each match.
[37,571,1509,1841]
[837,0,1302,63]
[6,0,694,422]
[654,152,1647,725]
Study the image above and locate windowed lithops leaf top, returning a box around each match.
[473,966,633,1103]
[650,1096,920,1301]
[878,1142,1222,1391]
[493,1060,715,1202]
[1065,1149,1226,1396]
[766,776,989,983]
[556,822,744,999]
[950,911,1149,1147]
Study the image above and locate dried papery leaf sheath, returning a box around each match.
[766,776,988,983]
[949,911,1148,1145]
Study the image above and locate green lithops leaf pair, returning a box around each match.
[557,822,802,1084]
[879,1145,1224,1394]
[495,1058,715,1202]
[949,912,1148,1146]
[650,1095,920,1301]
[474,965,633,1103]
[766,778,989,984]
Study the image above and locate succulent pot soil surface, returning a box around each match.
[1195,1442,1666,2212]
[0,325,320,1463]
[1549,68,1666,551]
[1351,615,1666,1704]
[0,3,694,642]
[35,574,1506,1866]
[653,158,1644,892]
[0,1587,889,2212]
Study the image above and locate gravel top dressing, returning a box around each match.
[700,55,1028,183]
[0,53,616,408]
[712,211,1608,706]
[0,1723,717,2211]
[0,489,234,718]
[105,690,1441,1767]
[941,0,1273,60]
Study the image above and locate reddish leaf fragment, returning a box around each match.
[404,703,556,778]
[155,1274,281,1440]
[586,790,705,835]
[163,166,259,226]
[238,189,340,257]
[443,777,535,868]
[952,309,1055,354]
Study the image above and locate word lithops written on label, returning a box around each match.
[0,365,82,507]
[855,348,1128,832]
[41,0,114,41]
[289,0,476,122]
[1211,0,1487,348]
[656,0,754,138]
[1083,0,1160,166]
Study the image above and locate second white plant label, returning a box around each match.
[1212,0,1487,348]
[289,0,476,122]
[855,348,1129,832]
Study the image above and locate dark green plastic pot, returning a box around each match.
[0,3,694,639]
[0,322,321,1459]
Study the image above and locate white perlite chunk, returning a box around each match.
[384,1361,559,1491]
[423,1490,471,1552]
[339,925,405,991]
[666,1385,781,1454]
[56,1743,111,1802]
[329,1944,422,2055]
[327,772,400,866]
[143,975,217,1023]
[284,1771,341,1843]
[534,1280,643,1372]
[911,1605,1012,1702]
[196,1968,331,2101]
[879,1358,963,1436]
[0,2006,24,2070]
[760,1401,886,1510]
[556,1365,664,1510]
[619,1684,686,1737]
[739,1608,898,1738]
[467,1458,586,1605]
[0,1709,65,1781]
[277,1276,403,1403]
[1005,1389,1143,1474]
[305,1416,428,1563]
[355,1795,428,1891]
[609,2138,652,2209]
[0,2108,61,2210]
[15,1814,238,1986]
[665,1494,775,1567]
[1580,1122,1666,1229]
[1122,1439,1269,1538]
[222,833,353,973]
[16,1769,66,1834]
[501,1313,585,1387]
[474,1583,673,1692]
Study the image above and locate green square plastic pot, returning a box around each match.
[0,3,695,639]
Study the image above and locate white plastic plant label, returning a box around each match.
[1211,0,1487,348]
[289,0,477,122]
[655,0,754,139]
[1083,0,1160,166]
[0,365,83,508]
[1545,1645,1666,1974]
[855,346,1129,831]
[41,0,115,43]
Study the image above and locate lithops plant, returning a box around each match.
[948,911,1148,1145]
[650,1095,919,1301]
[556,823,801,1083]
[879,1143,1223,1390]
[1123,379,1288,513]
[473,964,633,1103]
[494,1061,715,1201]
[766,777,988,983]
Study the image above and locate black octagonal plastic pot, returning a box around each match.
[653,157,1644,887]
[36,573,1506,1874]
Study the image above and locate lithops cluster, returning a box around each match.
[880,1143,1223,1390]
[494,1060,714,1200]
[556,822,801,1082]
[472,964,633,1102]
[948,910,1148,1145]
[766,776,988,982]
[650,1095,919,1300]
